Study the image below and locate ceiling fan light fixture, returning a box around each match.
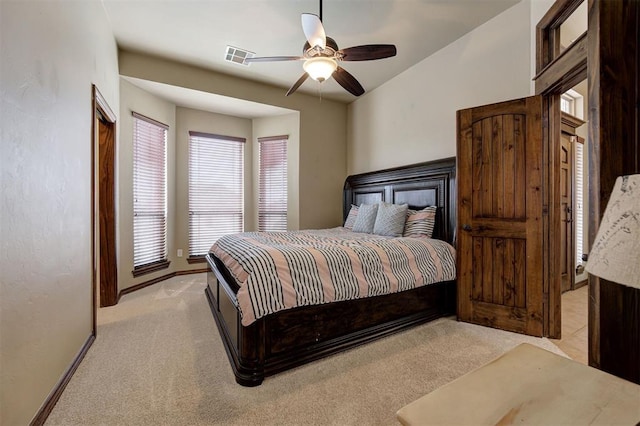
[303,57,337,82]
[242,0,396,96]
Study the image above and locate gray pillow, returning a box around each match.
[352,203,378,233]
[373,202,408,237]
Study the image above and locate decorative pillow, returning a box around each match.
[403,206,437,238]
[343,205,359,229]
[373,202,408,237]
[352,203,379,234]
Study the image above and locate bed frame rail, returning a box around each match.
[206,255,455,386]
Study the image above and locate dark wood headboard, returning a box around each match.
[343,157,456,244]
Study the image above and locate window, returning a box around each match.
[132,112,168,275]
[188,132,245,258]
[575,140,584,267]
[561,93,575,116]
[258,136,288,232]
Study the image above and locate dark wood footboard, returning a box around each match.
[205,254,456,386]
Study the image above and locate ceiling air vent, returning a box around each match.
[225,46,255,66]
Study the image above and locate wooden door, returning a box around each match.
[560,132,574,293]
[98,116,118,307]
[457,96,544,337]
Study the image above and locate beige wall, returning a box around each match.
[118,79,177,290]
[174,106,254,270]
[252,113,301,231]
[119,51,348,229]
[0,1,119,424]
[347,0,536,174]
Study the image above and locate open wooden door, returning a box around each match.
[457,95,545,337]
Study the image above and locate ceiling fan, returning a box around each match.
[244,0,397,97]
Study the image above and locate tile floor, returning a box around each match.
[550,284,588,364]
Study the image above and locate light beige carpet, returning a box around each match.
[46,274,565,426]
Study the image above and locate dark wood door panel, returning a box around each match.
[471,301,529,335]
[98,119,118,307]
[472,237,527,308]
[458,95,545,337]
[471,114,527,220]
[465,218,526,238]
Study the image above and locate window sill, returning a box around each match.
[187,255,207,264]
[132,259,170,278]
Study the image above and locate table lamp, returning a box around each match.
[585,174,640,289]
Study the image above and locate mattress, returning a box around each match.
[210,227,456,325]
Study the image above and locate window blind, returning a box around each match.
[575,140,584,266]
[258,135,288,232]
[132,112,168,269]
[188,131,245,256]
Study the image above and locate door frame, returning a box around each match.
[534,0,587,339]
[91,85,118,334]
[560,112,586,292]
[586,0,640,381]
[536,0,640,380]
[559,127,575,293]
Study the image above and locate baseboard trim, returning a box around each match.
[29,268,207,425]
[176,268,208,276]
[574,279,588,289]
[118,268,208,301]
[30,333,95,426]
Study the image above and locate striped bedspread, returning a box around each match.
[210,228,456,326]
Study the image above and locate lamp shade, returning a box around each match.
[303,57,337,82]
[585,174,640,289]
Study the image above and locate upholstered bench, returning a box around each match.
[396,343,640,425]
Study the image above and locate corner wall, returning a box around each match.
[0,2,119,424]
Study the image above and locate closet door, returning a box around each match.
[457,95,545,337]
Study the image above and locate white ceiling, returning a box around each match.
[104,0,521,113]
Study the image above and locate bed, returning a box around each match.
[204,157,457,386]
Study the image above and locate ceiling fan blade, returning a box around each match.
[339,44,397,61]
[301,13,326,50]
[333,66,365,97]
[244,56,304,63]
[286,73,309,96]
